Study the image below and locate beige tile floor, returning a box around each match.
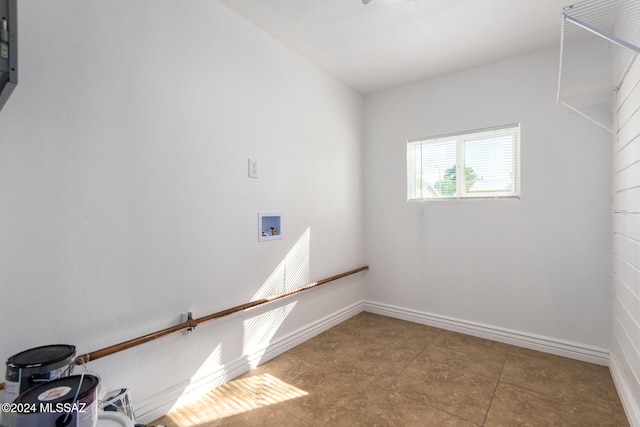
[154,312,629,426]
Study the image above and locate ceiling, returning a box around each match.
[216,0,571,94]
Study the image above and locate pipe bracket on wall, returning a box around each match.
[0,0,17,112]
[181,312,196,334]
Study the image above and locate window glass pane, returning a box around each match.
[464,135,514,194]
[416,140,457,198]
[407,124,519,201]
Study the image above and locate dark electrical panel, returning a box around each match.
[0,0,17,112]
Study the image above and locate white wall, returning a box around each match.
[0,1,365,422]
[363,48,612,362]
[611,56,640,426]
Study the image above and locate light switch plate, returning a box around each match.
[248,158,259,178]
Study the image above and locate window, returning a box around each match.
[407,124,520,200]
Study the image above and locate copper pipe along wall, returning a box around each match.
[0,266,368,391]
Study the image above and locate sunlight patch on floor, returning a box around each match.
[164,374,308,426]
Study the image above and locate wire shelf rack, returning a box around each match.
[558,0,640,133]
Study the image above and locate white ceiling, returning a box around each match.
[216,0,571,94]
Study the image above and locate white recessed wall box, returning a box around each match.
[0,0,17,112]
[258,212,282,242]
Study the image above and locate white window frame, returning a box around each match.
[407,124,521,201]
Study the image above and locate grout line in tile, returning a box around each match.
[280,409,314,427]
[155,314,629,426]
[392,389,484,426]
[480,347,515,426]
[389,334,433,384]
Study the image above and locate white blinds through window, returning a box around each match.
[407,124,520,200]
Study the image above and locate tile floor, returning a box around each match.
[153,312,629,426]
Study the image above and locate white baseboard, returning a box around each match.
[135,301,364,424]
[136,299,612,424]
[610,344,640,427]
[363,300,610,366]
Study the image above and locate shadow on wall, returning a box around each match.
[162,228,312,418]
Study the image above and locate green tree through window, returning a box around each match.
[434,165,477,196]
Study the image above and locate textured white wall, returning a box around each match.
[0,1,364,421]
[363,48,612,353]
[611,56,640,426]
